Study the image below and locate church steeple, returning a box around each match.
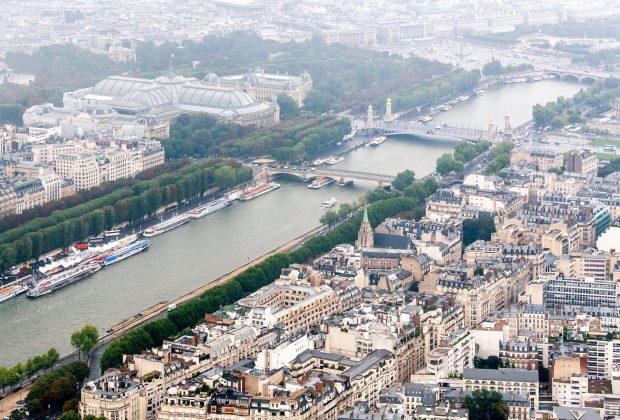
[357,205,374,249]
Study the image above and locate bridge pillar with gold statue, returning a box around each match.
[487,116,496,143]
[384,98,392,122]
[504,110,512,138]
[366,105,374,130]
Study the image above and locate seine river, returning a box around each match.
[0,80,583,366]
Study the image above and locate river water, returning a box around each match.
[0,80,583,366]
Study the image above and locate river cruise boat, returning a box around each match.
[104,229,121,237]
[456,95,470,102]
[369,136,386,147]
[0,284,28,304]
[240,182,280,201]
[321,197,338,208]
[102,240,149,266]
[312,157,328,166]
[185,197,232,219]
[325,156,344,165]
[437,104,452,112]
[308,177,335,189]
[143,214,190,237]
[27,263,102,298]
[418,115,433,123]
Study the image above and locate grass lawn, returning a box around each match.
[596,152,620,161]
[590,138,620,147]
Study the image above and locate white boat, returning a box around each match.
[143,214,190,237]
[308,177,335,189]
[104,229,121,237]
[240,182,280,201]
[369,136,386,147]
[321,197,337,208]
[437,104,452,111]
[418,115,433,123]
[102,240,149,266]
[312,158,328,166]
[456,95,469,102]
[27,264,102,298]
[185,197,232,219]
[0,284,28,304]
[325,156,344,165]
[474,89,485,96]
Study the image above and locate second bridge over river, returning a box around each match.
[261,167,396,186]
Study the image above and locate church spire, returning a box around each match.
[357,204,373,249]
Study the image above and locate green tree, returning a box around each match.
[59,411,80,420]
[474,355,501,369]
[436,153,463,175]
[320,210,340,226]
[392,169,416,191]
[464,389,508,420]
[277,94,300,120]
[303,90,332,113]
[462,216,496,246]
[70,324,99,359]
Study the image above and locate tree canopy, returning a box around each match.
[464,389,509,420]
[462,216,496,246]
[70,324,99,358]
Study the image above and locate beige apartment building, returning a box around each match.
[80,374,145,420]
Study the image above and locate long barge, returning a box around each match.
[240,182,280,201]
[143,214,190,237]
[102,240,150,266]
[27,263,102,298]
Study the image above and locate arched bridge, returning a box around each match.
[488,69,603,84]
[374,120,489,143]
[262,167,395,185]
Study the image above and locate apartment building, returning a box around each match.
[499,340,539,370]
[437,273,507,329]
[238,281,343,337]
[543,276,617,316]
[80,374,145,420]
[427,328,475,379]
[463,368,539,410]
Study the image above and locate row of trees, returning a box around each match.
[481,59,533,76]
[0,161,187,235]
[100,169,434,371]
[0,160,252,270]
[0,348,59,393]
[25,361,90,414]
[218,116,352,162]
[435,141,491,176]
[483,141,515,175]
[391,69,481,113]
[163,112,351,162]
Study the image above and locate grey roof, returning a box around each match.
[553,406,601,420]
[463,368,539,383]
[179,85,253,108]
[93,76,153,97]
[344,349,392,380]
[373,232,411,250]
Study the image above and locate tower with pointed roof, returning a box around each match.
[357,205,374,249]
